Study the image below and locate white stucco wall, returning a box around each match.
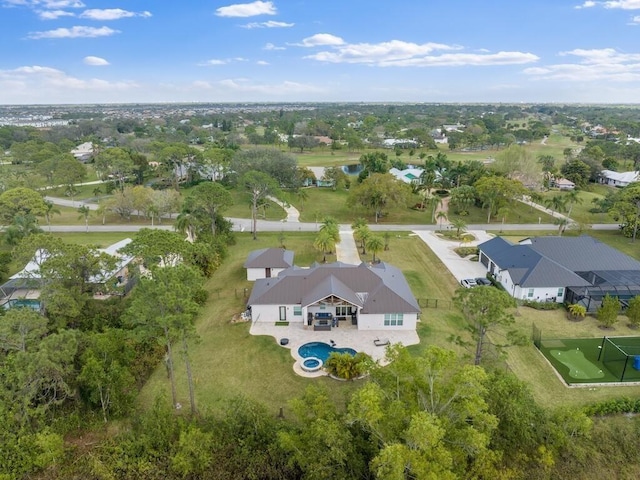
[250,304,304,323]
[494,270,564,303]
[246,267,286,281]
[357,313,418,331]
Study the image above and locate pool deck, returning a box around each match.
[249,321,420,378]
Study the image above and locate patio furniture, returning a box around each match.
[374,337,390,347]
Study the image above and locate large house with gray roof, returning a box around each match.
[478,236,640,311]
[246,261,420,331]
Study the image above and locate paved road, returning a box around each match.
[45,220,620,233]
[335,230,361,264]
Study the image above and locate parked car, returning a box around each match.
[460,278,478,288]
[475,277,492,286]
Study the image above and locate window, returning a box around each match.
[557,288,564,298]
[384,313,404,326]
[336,306,351,316]
[527,289,534,298]
[293,306,302,316]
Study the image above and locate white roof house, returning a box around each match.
[389,167,424,184]
[599,170,640,188]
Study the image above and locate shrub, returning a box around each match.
[324,352,372,380]
[584,397,640,416]
[523,300,562,310]
[567,303,587,320]
[453,247,478,257]
[597,294,620,328]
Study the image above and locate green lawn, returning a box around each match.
[225,189,287,221]
[539,189,616,224]
[448,200,555,225]
[291,187,431,225]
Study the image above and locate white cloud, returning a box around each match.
[303,39,536,67]
[631,14,640,21]
[0,65,137,93]
[79,9,151,20]
[524,47,640,81]
[197,57,247,66]
[83,55,109,66]
[241,20,293,28]
[3,0,85,8]
[298,33,344,47]
[603,0,640,8]
[198,59,228,66]
[215,1,276,17]
[28,25,119,39]
[256,60,269,65]
[192,78,325,94]
[37,9,74,19]
[575,1,596,8]
[263,42,285,50]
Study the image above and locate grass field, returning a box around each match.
[448,199,555,225]
[539,188,617,224]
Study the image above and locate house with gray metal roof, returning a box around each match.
[478,235,640,310]
[247,261,420,331]
[244,248,294,281]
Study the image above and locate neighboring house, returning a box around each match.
[553,178,575,190]
[389,167,424,185]
[70,141,94,162]
[382,138,418,149]
[247,261,420,330]
[478,236,640,311]
[0,238,135,309]
[599,170,640,188]
[244,248,294,281]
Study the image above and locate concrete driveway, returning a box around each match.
[412,230,493,283]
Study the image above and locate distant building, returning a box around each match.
[599,170,640,188]
[70,142,94,162]
[553,178,575,190]
[389,167,424,184]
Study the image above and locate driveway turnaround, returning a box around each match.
[412,230,492,282]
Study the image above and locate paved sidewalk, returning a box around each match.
[520,196,573,223]
[335,229,362,265]
[267,195,300,222]
[413,230,493,282]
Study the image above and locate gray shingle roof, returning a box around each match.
[247,261,420,314]
[479,235,640,289]
[243,248,294,269]
[525,236,640,271]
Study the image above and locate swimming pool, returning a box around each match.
[298,342,357,362]
[2,299,41,311]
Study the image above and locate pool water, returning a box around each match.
[298,342,357,362]
[2,299,41,311]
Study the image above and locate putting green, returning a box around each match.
[551,349,605,380]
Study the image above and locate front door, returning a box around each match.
[279,306,286,321]
[266,268,271,278]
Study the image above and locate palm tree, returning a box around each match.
[555,217,569,236]
[366,235,384,263]
[565,189,583,219]
[436,211,448,231]
[296,188,309,212]
[498,206,510,233]
[450,218,467,238]
[313,229,335,263]
[175,211,199,243]
[43,200,60,232]
[320,216,340,243]
[4,215,43,245]
[544,194,567,218]
[77,205,90,233]
[527,191,543,213]
[353,224,371,254]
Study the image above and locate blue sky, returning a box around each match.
[1,0,640,104]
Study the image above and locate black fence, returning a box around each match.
[418,298,452,309]
[532,323,542,349]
